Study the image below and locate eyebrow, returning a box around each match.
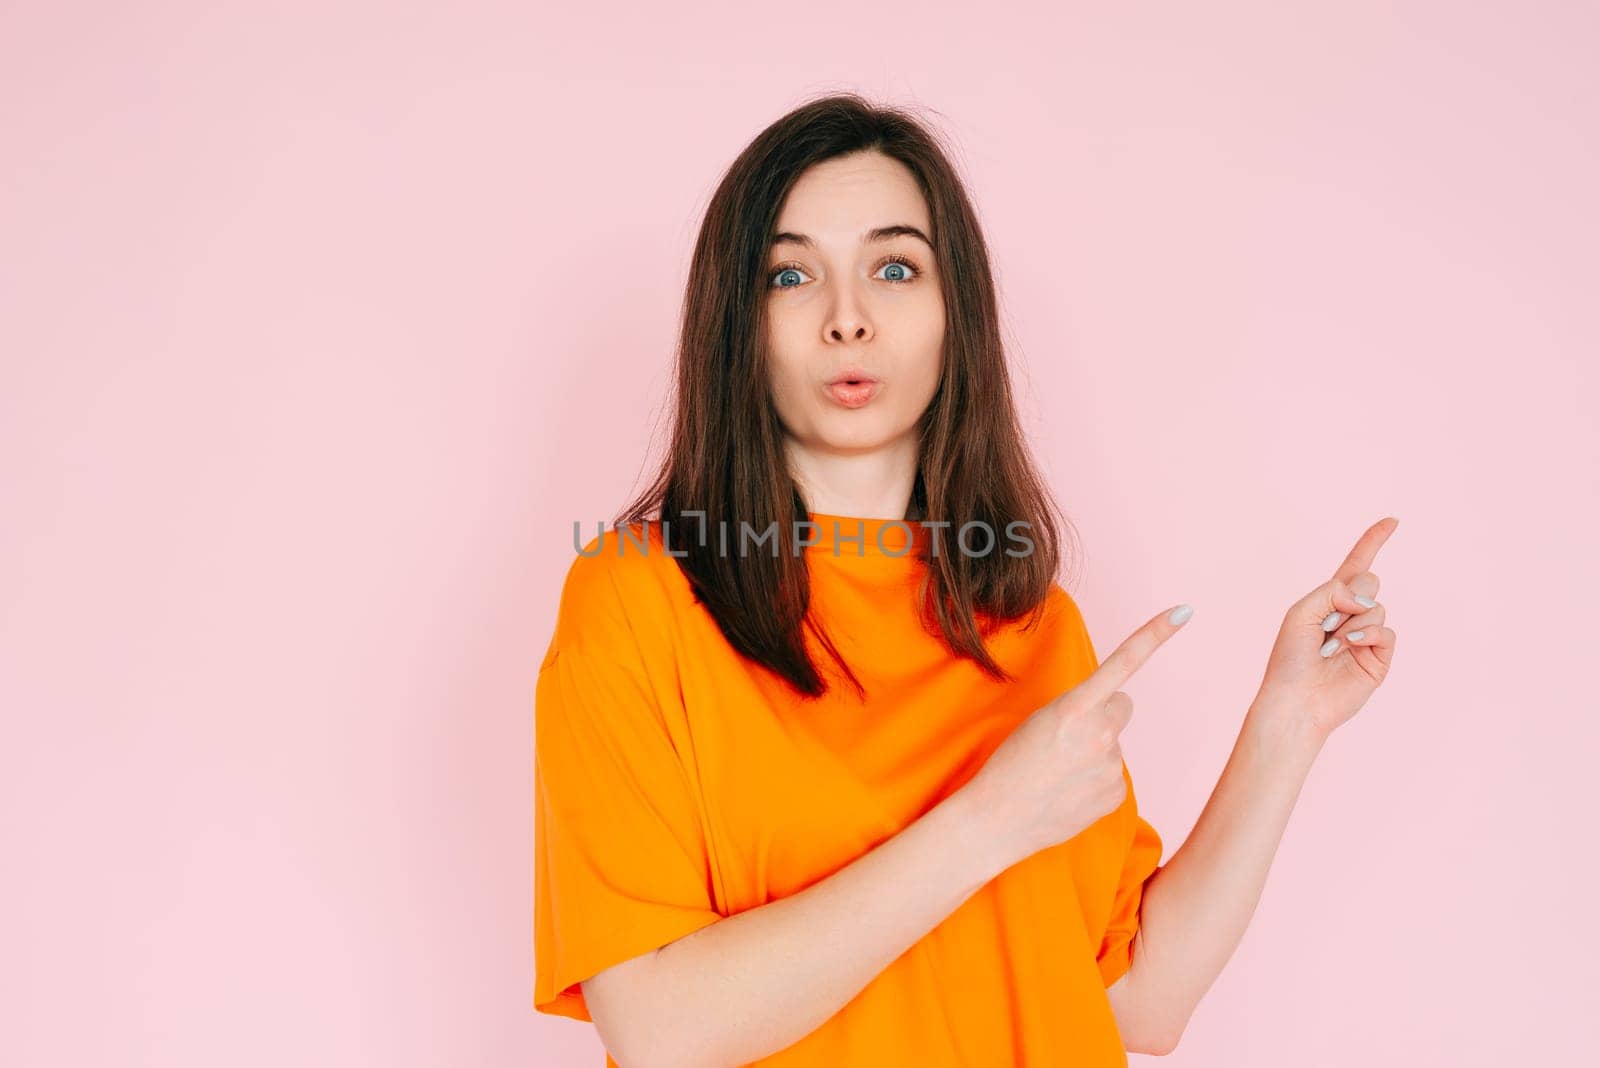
[769,224,934,251]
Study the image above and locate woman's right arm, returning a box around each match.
[582,787,1006,1068]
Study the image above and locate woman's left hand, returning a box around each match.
[1253,517,1400,740]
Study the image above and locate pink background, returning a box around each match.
[3,2,1596,1065]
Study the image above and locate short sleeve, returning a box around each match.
[1065,590,1166,988]
[533,552,724,1022]
[1095,805,1164,987]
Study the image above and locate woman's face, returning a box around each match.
[764,150,945,461]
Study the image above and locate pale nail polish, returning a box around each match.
[1347,630,1366,641]
[1322,611,1343,632]
[1169,604,1194,626]
[1355,595,1377,609]
[1319,636,1341,657]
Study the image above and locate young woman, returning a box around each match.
[533,94,1398,1067]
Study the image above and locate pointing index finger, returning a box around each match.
[1074,604,1193,708]
[1333,516,1399,583]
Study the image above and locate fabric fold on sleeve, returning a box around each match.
[533,559,723,1022]
[1094,806,1164,988]
[1065,589,1166,988]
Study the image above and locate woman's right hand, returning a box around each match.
[957,603,1194,872]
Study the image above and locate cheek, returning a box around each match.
[897,355,943,423]
[896,304,946,399]
[764,337,809,420]
[890,283,944,340]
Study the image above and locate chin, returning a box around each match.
[810,415,907,452]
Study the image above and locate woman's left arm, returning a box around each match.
[1107,517,1400,1054]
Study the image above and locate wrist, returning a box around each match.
[936,785,1016,885]
[1244,695,1330,765]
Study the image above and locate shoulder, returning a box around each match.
[997,580,1097,676]
[1042,580,1088,626]
[1023,580,1090,644]
[1047,581,1098,657]
[549,521,696,657]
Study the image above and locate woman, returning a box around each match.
[533,93,1397,1066]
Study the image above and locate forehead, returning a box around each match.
[773,151,930,237]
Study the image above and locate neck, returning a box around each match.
[784,432,920,520]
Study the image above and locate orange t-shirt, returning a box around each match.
[534,514,1163,1065]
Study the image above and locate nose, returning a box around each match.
[822,278,873,344]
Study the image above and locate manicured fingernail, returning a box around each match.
[1169,604,1193,626]
[1355,595,1377,609]
[1322,611,1343,631]
[1347,630,1365,641]
[1319,636,1341,657]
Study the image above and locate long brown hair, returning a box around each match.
[617,92,1074,699]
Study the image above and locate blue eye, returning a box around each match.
[874,253,921,283]
[767,253,924,290]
